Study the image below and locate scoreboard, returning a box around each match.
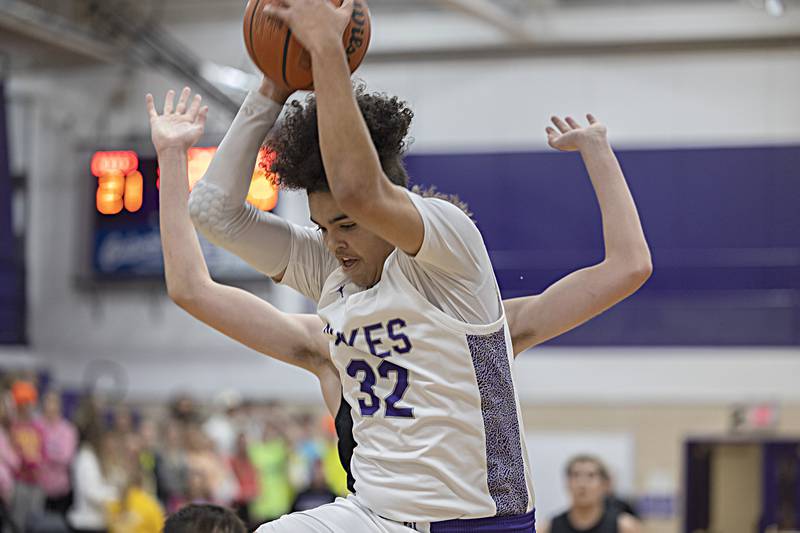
[90,147,278,281]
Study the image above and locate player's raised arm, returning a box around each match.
[187,76,296,281]
[147,88,327,375]
[265,0,425,256]
[504,115,652,354]
[188,74,338,301]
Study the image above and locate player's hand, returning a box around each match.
[546,114,608,152]
[264,0,354,55]
[145,87,209,154]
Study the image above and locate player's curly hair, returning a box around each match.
[164,504,246,533]
[264,81,413,193]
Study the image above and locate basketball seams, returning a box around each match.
[281,29,293,89]
[247,0,266,75]
[245,0,370,91]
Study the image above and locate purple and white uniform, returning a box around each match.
[312,191,535,522]
[190,91,535,531]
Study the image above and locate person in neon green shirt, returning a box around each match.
[248,421,292,523]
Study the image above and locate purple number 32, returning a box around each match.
[346,359,414,418]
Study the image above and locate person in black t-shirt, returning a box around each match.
[543,455,641,533]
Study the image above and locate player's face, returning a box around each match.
[567,461,607,508]
[308,191,394,288]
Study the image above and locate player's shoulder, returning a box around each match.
[406,187,479,239]
[407,187,472,217]
[617,513,642,533]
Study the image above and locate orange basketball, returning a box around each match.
[243,0,371,91]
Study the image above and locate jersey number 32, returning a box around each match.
[346,359,414,418]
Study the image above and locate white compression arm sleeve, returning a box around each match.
[188,90,291,278]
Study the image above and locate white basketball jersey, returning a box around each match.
[317,251,536,522]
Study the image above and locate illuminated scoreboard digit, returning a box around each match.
[92,151,141,215]
[92,147,278,215]
[90,147,280,280]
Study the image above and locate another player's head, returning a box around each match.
[267,83,413,288]
[163,504,246,533]
[564,454,611,510]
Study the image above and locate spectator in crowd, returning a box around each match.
[130,418,158,497]
[237,401,263,445]
[203,392,242,458]
[604,474,639,519]
[285,413,323,492]
[290,460,337,513]
[163,504,246,533]
[154,422,187,513]
[606,493,638,519]
[112,405,141,461]
[67,424,121,533]
[544,455,641,533]
[170,467,215,513]
[0,390,21,532]
[0,371,344,529]
[170,395,199,426]
[38,390,78,516]
[228,433,257,527]
[183,425,236,506]
[9,380,45,530]
[107,456,164,533]
[317,415,348,498]
[248,419,292,523]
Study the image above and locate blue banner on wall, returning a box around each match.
[404,145,800,346]
[88,144,800,346]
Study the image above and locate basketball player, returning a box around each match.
[164,503,247,533]
[148,17,650,528]
[543,456,641,533]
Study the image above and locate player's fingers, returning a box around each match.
[586,113,598,125]
[551,116,570,134]
[145,94,158,121]
[565,116,581,130]
[187,94,202,121]
[339,0,355,17]
[163,89,175,115]
[196,105,209,128]
[263,3,290,20]
[546,128,559,148]
[176,87,191,114]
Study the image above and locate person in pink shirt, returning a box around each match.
[229,432,258,527]
[0,392,21,508]
[9,380,45,530]
[38,390,78,516]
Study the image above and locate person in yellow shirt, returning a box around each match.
[107,467,164,533]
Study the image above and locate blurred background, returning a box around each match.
[0,0,799,532]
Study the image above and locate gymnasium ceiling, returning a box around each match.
[1,0,799,74]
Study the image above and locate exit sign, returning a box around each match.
[731,403,779,433]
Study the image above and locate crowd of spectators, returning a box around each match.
[0,372,343,533]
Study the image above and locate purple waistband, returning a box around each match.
[428,509,536,532]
